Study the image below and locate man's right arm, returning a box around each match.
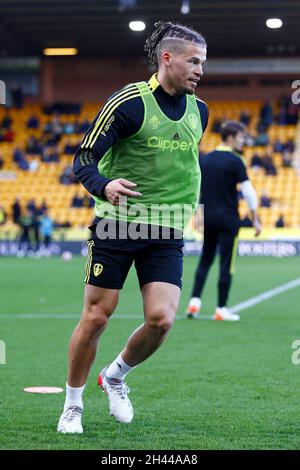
[73,85,143,201]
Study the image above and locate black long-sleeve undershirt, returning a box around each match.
[73,80,209,199]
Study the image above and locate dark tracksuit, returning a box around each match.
[191,145,248,307]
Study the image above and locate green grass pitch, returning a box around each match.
[0,255,299,450]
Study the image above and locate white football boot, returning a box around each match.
[98,366,134,424]
[57,406,83,434]
[185,297,202,319]
[213,306,240,321]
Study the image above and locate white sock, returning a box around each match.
[64,383,86,411]
[189,297,201,309]
[105,353,135,381]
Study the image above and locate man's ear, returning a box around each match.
[161,51,172,66]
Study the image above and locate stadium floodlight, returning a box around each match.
[129,21,146,31]
[266,18,283,29]
[43,48,78,56]
[181,0,190,15]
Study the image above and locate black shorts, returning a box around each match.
[84,232,184,290]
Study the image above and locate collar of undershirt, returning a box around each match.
[216,145,243,158]
[148,73,185,103]
[216,145,233,152]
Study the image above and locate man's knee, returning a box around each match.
[81,301,111,335]
[79,286,118,336]
[146,307,176,334]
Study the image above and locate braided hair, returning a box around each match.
[144,21,206,68]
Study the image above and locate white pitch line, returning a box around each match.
[1,277,299,320]
[230,277,300,314]
[0,312,190,321]
[195,277,300,320]
[0,313,142,320]
[0,312,189,320]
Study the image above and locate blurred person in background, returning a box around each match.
[260,189,272,208]
[261,149,277,176]
[275,214,285,228]
[27,114,40,129]
[12,198,21,225]
[40,209,54,254]
[18,209,33,254]
[186,121,261,321]
[26,200,40,252]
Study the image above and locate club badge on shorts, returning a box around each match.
[93,263,103,277]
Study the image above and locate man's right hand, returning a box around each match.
[104,178,142,206]
[253,217,262,237]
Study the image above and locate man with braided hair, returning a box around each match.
[57,21,208,433]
